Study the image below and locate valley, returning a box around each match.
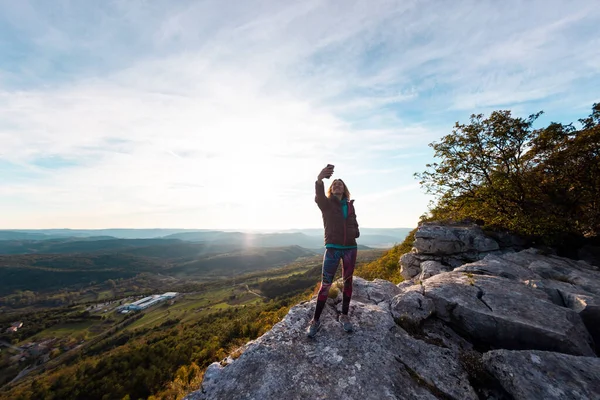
[0,230,394,399]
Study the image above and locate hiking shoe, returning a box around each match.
[340,314,353,332]
[306,319,321,338]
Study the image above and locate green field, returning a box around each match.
[123,284,268,331]
[31,321,96,340]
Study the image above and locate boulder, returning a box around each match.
[423,272,595,356]
[499,249,600,295]
[462,249,600,352]
[483,349,600,399]
[522,278,582,307]
[399,252,421,280]
[528,259,600,296]
[454,254,541,282]
[186,297,478,400]
[445,256,469,269]
[390,288,434,329]
[414,223,499,255]
[560,291,600,350]
[350,277,403,305]
[420,319,474,353]
[418,260,449,281]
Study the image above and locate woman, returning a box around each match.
[307,164,360,338]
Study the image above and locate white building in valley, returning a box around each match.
[118,292,179,313]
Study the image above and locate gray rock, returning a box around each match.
[399,252,421,280]
[446,256,468,269]
[414,223,499,255]
[457,249,600,349]
[483,349,600,400]
[186,297,478,400]
[484,230,529,249]
[183,223,600,400]
[391,329,478,400]
[420,318,474,353]
[560,291,600,349]
[454,254,541,281]
[531,260,600,296]
[390,289,434,329]
[396,281,414,291]
[351,277,403,305]
[499,249,600,296]
[423,272,595,356]
[418,260,448,281]
[522,278,581,307]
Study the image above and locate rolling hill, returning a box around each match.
[0,245,316,297]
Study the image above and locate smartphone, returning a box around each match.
[325,164,334,178]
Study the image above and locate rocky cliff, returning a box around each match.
[185,223,600,400]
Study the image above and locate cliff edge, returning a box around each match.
[185,223,600,400]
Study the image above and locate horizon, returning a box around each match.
[0,226,412,232]
[2,1,599,230]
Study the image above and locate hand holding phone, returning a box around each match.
[318,164,335,180]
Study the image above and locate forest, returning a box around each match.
[0,245,315,305]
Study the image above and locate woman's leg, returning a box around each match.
[313,248,342,321]
[341,248,357,315]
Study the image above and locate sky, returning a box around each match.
[1,0,599,230]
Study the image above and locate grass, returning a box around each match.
[211,302,230,310]
[125,312,170,331]
[30,321,96,340]
[227,292,256,305]
[120,284,269,331]
[95,290,115,301]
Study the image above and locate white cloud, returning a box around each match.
[1,0,599,229]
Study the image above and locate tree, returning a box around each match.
[416,109,544,235]
[417,104,600,242]
[527,104,600,237]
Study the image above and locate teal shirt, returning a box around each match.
[325,198,357,249]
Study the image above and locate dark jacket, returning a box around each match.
[315,181,360,246]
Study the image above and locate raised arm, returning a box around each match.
[315,165,334,210]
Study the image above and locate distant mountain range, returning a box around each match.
[0,227,411,304]
[0,228,412,255]
[0,229,214,240]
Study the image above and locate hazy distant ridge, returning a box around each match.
[0,228,412,254]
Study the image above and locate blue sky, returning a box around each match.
[1,0,599,230]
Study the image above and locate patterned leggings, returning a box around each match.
[317,248,357,303]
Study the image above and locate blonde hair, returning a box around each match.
[327,179,351,199]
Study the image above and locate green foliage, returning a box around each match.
[1,293,306,400]
[417,104,600,244]
[0,253,322,400]
[355,229,416,283]
[0,247,392,399]
[256,264,321,299]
